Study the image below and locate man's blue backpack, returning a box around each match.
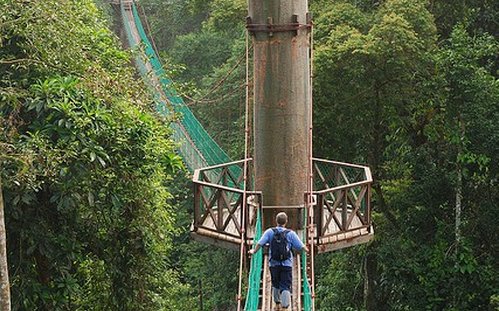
[270,228,291,261]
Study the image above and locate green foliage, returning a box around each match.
[313,2,370,42]
[0,0,191,310]
[180,243,240,310]
[169,29,237,83]
[139,0,248,161]
[189,37,247,159]
[428,0,499,38]
[138,0,210,51]
[312,0,498,310]
[315,248,367,311]
[313,0,436,165]
[204,0,247,32]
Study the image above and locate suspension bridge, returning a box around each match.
[118,1,373,310]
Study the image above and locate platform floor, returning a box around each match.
[196,206,370,245]
[260,254,304,311]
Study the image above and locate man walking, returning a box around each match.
[248,212,308,310]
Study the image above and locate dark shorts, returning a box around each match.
[270,265,293,292]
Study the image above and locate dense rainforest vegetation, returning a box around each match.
[0,0,190,309]
[0,0,497,310]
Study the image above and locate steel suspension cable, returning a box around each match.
[236,27,252,311]
[137,3,161,60]
[190,50,248,104]
[184,81,249,106]
[242,3,263,308]
[305,14,316,311]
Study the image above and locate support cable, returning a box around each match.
[236,27,252,311]
[307,15,316,311]
[189,50,248,104]
[137,3,161,60]
[184,81,249,106]
[137,1,249,109]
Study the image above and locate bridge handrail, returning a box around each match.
[193,159,248,193]
[312,158,372,193]
[244,208,263,311]
[313,180,371,195]
[312,157,373,170]
[194,158,251,175]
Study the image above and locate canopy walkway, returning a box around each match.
[119,1,373,310]
[120,0,231,172]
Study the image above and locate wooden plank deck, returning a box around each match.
[259,253,302,311]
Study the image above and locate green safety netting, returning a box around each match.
[301,208,313,310]
[302,257,313,310]
[120,0,232,171]
[244,209,263,311]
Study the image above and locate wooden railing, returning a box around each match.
[192,159,261,249]
[310,158,373,252]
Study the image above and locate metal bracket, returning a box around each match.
[246,15,312,37]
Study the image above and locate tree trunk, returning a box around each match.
[455,114,465,247]
[0,176,11,311]
[455,164,462,246]
[453,114,465,308]
[364,251,377,311]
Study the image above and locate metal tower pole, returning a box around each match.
[248,0,311,229]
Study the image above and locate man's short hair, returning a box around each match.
[276,212,288,226]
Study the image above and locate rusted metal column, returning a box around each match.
[248,0,311,229]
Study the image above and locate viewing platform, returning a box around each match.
[191,158,373,252]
